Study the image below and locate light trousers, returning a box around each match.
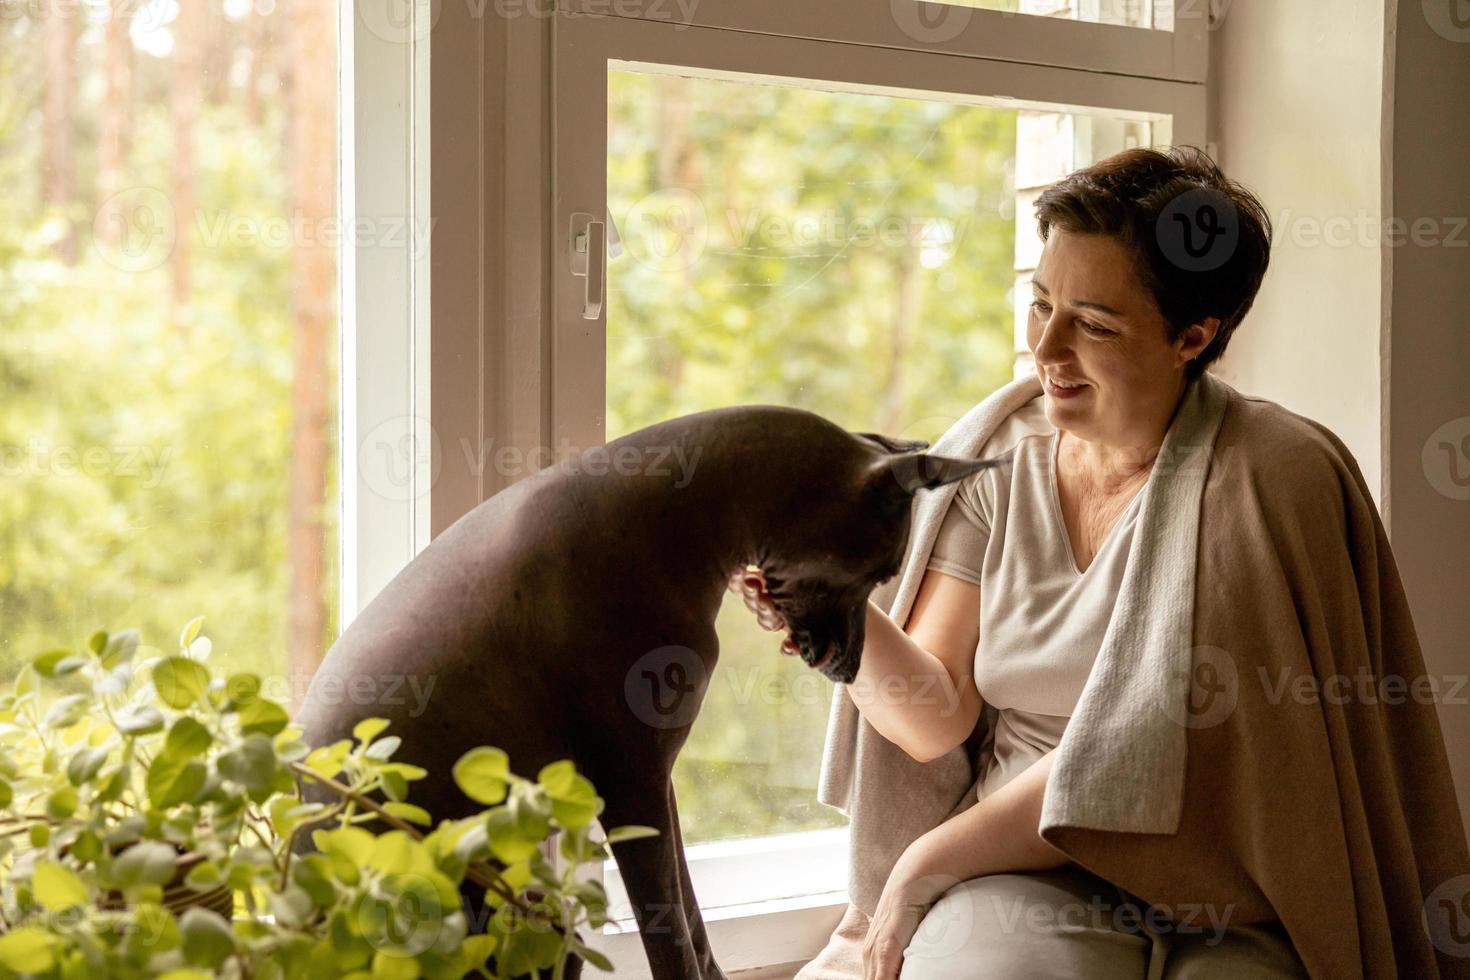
[897,864,1306,980]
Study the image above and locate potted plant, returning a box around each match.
[0,618,655,979]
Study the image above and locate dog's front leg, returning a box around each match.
[601,777,728,980]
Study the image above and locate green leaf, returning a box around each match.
[0,778,10,808]
[46,785,79,818]
[0,927,58,973]
[237,696,289,736]
[363,735,401,761]
[221,672,261,711]
[165,716,213,758]
[111,840,179,888]
[115,705,164,736]
[217,732,278,797]
[147,751,207,808]
[72,830,102,863]
[371,949,420,980]
[303,739,352,780]
[184,860,222,891]
[100,630,140,671]
[33,649,86,678]
[153,656,211,709]
[537,760,603,830]
[353,717,391,744]
[381,802,432,827]
[67,746,111,786]
[604,825,661,845]
[315,826,376,867]
[572,941,614,972]
[179,617,206,651]
[381,770,409,802]
[180,907,235,969]
[11,662,39,698]
[453,747,510,805]
[484,808,541,864]
[33,862,89,911]
[44,693,89,729]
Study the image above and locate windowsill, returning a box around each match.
[588,826,851,978]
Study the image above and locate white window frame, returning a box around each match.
[341,0,434,620]
[424,1,1207,974]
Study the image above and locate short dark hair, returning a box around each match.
[1033,145,1273,380]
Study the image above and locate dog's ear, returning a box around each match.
[864,448,1014,497]
[853,431,930,455]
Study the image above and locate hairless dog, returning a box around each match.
[292,404,1005,980]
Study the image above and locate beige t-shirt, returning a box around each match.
[924,398,1145,800]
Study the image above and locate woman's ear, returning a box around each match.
[1176,315,1223,365]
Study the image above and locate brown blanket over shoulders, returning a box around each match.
[804,371,1470,978]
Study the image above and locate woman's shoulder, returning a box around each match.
[979,395,1053,458]
[1212,383,1373,505]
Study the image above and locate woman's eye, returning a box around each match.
[1030,300,1050,314]
[1081,321,1111,336]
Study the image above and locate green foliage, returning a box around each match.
[0,620,648,978]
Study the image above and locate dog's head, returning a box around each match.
[759,429,1009,685]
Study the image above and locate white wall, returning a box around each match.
[1206,0,1386,503]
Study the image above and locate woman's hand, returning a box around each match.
[862,865,949,980]
[727,567,801,656]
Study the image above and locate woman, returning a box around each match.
[734,147,1469,978]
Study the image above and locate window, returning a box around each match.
[0,0,341,692]
[548,3,1201,973]
[0,0,425,705]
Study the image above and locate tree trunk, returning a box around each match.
[285,0,336,707]
[170,0,206,316]
[96,0,134,246]
[42,9,76,263]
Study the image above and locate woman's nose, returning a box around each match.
[1032,312,1070,362]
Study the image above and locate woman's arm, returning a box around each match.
[854,568,987,763]
[889,746,1073,903]
[733,565,985,764]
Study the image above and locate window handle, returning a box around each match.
[569,211,605,320]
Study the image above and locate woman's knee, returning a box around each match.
[898,871,1151,980]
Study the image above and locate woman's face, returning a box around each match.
[1026,227,1216,454]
